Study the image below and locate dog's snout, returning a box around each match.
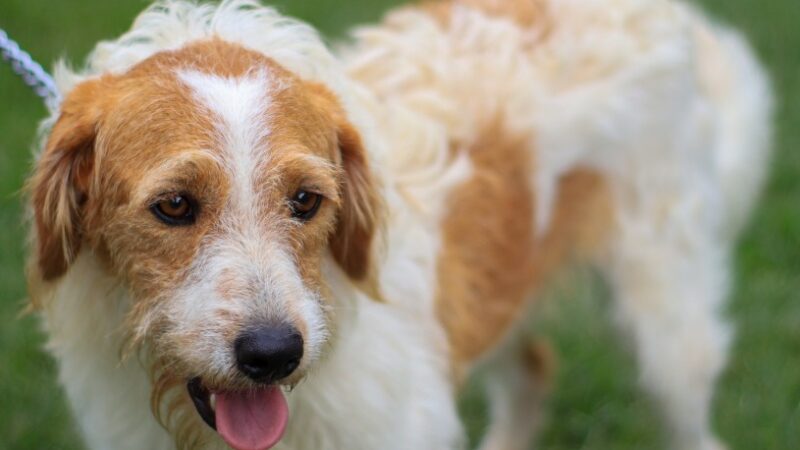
[234,324,304,383]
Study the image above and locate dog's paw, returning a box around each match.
[677,435,728,450]
[703,437,728,450]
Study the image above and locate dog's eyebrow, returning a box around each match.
[148,149,225,174]
[277,153,338,173]
[264,153,341,199]
[131,150,225,198]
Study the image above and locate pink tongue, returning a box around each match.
[215,387,288,450]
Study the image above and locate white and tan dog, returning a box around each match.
[26,0,771,449]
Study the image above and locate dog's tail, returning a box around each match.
[696,15,774,238]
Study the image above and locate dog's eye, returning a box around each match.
[151,195,196,226]
[290,190,322,221]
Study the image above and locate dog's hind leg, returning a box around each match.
[477,337,554,450]
[602,212,732,450]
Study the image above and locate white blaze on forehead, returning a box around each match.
[172,70,329,370]
[178,69,275,206]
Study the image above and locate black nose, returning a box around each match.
[234,325,304,383]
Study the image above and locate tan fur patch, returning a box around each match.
[421,0,549,28]
[435,122,613,373]
[524,338,556,386]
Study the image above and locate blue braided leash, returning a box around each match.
[0,28,60,109]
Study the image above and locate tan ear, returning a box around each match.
[301,82,382,295]
[329,117,382,285]
[30,79,106,281]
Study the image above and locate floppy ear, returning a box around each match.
[30,79,105,281]
[302,82,383,294]
[329,118,382,283]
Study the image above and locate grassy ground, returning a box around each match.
[0,0,797,449]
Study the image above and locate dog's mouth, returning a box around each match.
[187,377,289,450]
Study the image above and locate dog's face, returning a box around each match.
[30,40,379,449]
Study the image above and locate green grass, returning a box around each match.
[0,0,797,449]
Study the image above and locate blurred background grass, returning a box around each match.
[0,0,797,449]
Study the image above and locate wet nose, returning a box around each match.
[234,324,304,383]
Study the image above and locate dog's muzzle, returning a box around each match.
[186,324,302,450]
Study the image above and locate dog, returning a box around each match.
[25,0,772,449]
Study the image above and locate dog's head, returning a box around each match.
[29,40,381,449]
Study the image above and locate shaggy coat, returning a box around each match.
[26,1,771,449]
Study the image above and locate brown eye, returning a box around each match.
[290,190,322,221]
[151,195,196,226]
